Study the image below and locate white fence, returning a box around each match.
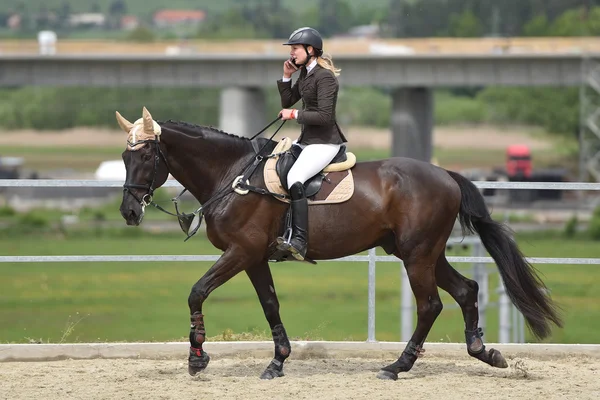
[1,179,600,344]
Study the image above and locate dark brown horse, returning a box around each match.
[117,107,562,381]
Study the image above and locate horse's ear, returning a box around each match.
[142,107,154,134]
[115,111,133,133]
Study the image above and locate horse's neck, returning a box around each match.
[162,129,252,205]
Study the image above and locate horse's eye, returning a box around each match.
[141,152,153,163]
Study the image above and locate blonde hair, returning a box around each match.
[317,53,341,77]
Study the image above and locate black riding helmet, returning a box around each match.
[283,27,323,66]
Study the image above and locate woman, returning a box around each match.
[276,26,347,261]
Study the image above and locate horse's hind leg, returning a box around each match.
[377,249,444,380]
[245,261,291,379]
[435,255,508,368]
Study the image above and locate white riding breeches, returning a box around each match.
[287,143,342,189]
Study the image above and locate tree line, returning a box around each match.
[3,0,600,39]
[194,0,600,39]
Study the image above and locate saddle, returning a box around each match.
[263,137,356,204]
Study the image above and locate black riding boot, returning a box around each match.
[277,182,308,261]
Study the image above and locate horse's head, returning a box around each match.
[116,107,170,226]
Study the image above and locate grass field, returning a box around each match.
[1,230,599,345]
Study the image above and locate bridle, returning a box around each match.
[123,136,167,213]
[122,134,206,239]
[122,116,288,241]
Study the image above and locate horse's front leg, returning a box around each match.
[187,246,253,376]
[245,261,291,379]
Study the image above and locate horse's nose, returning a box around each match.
[120,207,138,225]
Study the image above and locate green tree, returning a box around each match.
[108,0,128,30]
[317,0,355,37]
[550,7,590,35]
[523,14,551,36]
[56,1,72,31]
[448,9,483,37]
[385,0,407,37]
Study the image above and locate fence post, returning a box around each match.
[519,310,526,343]
[512,304,519,343]
[498,280,511,343]
[367,248,376,342]
[400,261,413,342]
[472,240,488,333]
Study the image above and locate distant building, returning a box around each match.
[121,15,139,31]
[153,9,206,29]
[69,13,106,28]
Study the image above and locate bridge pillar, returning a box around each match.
[390,88,434,162]
[219,87,266,138]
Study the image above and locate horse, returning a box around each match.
[116,107,562,381]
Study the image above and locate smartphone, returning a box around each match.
[288,57,299,70]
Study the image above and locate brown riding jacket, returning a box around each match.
[277,64,348,145]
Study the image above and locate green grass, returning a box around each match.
[1,230,599,344]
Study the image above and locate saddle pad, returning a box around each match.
[264,152,354,205]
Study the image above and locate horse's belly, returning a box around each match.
[306,210,388,260]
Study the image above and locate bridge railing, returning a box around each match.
[1,179,599,344]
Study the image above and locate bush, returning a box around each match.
[476,87,579,137]
[563,215,579,238]
[435,91,487,125]
[0,205,16,217]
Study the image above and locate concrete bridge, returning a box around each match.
[0,53,591,161]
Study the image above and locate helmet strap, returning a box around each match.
[297,45,314,67]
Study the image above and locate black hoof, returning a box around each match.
[376,370,398,381]
[489,348,508,368]
[188,350,210,376]
[260,367,285,380]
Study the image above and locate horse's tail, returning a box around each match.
[446,169,563,339]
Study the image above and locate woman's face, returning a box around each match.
[289,44,313,65]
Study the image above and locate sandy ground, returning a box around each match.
[0,125,553,151]
[1,355,598,400]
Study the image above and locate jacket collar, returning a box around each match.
[302,63,321,82]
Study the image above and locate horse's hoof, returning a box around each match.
[188,350,211,376]
[260,367,285,380]
[489,348,508,368]
[376,370,398,381]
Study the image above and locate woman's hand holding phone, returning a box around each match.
[283,58,299,79]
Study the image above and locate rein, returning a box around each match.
[123,116,288,241]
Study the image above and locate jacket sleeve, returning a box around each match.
[277,79,301,108]
[296,73,337,126]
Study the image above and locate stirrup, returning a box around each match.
[276,228,293,247]
[277,241,306,261]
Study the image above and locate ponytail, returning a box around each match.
[317,54,341,77]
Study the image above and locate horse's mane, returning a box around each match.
[158,119,251,142]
